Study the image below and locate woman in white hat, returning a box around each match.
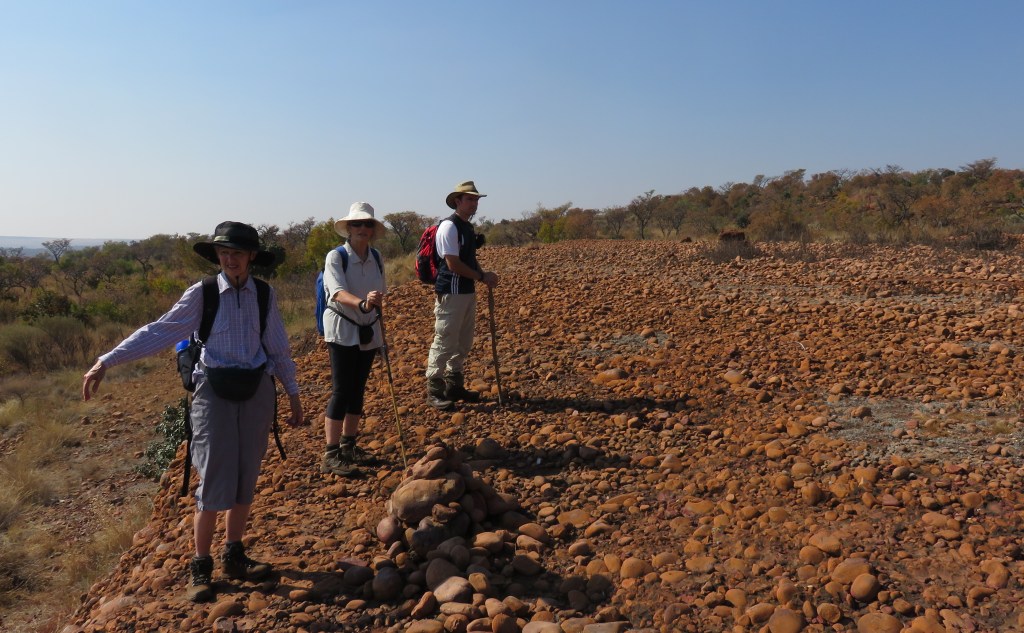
[320,202,387,476]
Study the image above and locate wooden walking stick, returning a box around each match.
[376,307,408,469]
[487,286,505,405]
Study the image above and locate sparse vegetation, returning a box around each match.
[137,398,189,480]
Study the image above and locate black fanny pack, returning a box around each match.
[329,307,378,345]
[204,364,266,401]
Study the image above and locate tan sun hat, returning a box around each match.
[334,202,386,239]
[445,181,487,210]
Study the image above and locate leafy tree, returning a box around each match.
[562,208,599,240]
[653,196,688,237]
[305,220,341,271]
[534,203,572,243]
[57,248,103,302]
[873,165,920,230]
[601,206,630,239]
[384,211,432,253]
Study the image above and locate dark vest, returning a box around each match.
[435,214,479,295]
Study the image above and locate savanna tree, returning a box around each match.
[43,238,72,264]
[628,190,661,239]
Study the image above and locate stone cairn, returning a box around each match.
[374,443,558,632]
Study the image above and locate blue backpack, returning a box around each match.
[316,246,383,336]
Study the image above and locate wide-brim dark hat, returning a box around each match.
[193,221,276,267]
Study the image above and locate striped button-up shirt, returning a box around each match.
[99,272,299,395]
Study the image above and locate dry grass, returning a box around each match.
[0,524,57,605]
[0,457,62,507]
[0,486,26,531]
[0,397,24,432]
[63,502,152,593]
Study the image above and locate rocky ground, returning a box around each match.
[59,240,1024,632]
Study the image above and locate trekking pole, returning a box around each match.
[487,286,505,405]
[376,307,408,469]
[180,396,193,498]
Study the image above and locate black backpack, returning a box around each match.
[176,276,284,497]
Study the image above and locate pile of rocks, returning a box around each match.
[375,443,622,632]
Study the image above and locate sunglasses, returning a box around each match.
[347,221,374,228]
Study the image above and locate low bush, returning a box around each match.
[0,324,50,374]
[35,316,92,369]
[21,290,76,323]
[137,398,189,479]
[704,239,761,264]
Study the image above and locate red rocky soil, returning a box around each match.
[60,241,1024,633]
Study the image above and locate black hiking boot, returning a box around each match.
[221,541,271,581]
[342,438,381,466]
[186,555,214,603]
[427,378,454,410]
[321,445,360,476]
[444,373,480,403]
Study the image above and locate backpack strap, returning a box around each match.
[254,278,270,336]
[339,246,382,274]
[338,246,348,272]
[370,248,383,274]
[197,276,220,343]
[197,275,269,342]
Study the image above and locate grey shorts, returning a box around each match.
[189,372,275,512]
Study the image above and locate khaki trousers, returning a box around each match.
[426,292,476,380]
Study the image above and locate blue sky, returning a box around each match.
[2,1,1022,240]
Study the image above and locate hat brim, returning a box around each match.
[193,242,276,267]
[446,191,486,210]
[334,219,387,240]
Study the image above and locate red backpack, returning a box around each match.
[414,223,441,284]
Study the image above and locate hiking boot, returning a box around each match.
[186,555,214,603]
[427,378,454,410]
[221,541,271,581]
[321,445,359,476]
[444,373,480,403]
[343,441,382,466]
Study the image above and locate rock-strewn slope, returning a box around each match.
[65,241,1024,632]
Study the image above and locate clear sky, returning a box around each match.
[2,1,1022,240]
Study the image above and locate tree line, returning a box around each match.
[481,158,1024,247]
[1,158,1022,327]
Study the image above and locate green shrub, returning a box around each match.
[21,291,75,323]
[0,301,19,325]
[137,398,189,479]
[148,275,188,295]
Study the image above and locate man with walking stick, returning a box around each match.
[425,181,500,410]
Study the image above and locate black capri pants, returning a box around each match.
[326,343,378,419]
